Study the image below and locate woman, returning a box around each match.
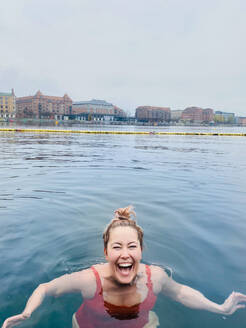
[2,206,246,328]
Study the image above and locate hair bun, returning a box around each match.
[114,205,136,220]
[103,205,143,250]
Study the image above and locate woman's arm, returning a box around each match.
[2,268,95,328]
[2,284,47,328]
[164,281,246,315]
[152,266,246,315]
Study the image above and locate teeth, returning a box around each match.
[118,263,132,268]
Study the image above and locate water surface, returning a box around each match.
[0,126,246,327]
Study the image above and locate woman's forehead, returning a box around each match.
[109,226,139,241]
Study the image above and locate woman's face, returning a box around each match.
[105,226,142,284]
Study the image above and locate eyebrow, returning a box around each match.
[111,241,138,246]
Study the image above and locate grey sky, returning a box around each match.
[0,0,245,115]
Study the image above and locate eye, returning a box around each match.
[129,245,137,249]
[113,246,121,250]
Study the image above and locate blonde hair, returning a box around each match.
[103,205,144,250]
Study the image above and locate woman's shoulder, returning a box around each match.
[75,262,107,277]
[92,262,108,275]
[149,265,169,295]
[149,264,167,277]
[72,264,105,298]
[75,267,96,280]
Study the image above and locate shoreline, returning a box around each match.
[1,118,246,128]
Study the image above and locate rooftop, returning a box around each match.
[73,99,113,106]
[0,92,12,96]
[215,111,235,115]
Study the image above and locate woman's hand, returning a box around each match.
[1,270,92,328]
[221,291,246,315]
[2,312,31,328]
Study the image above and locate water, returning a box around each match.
[0,125,246,327]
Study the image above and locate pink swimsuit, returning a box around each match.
[75,265,157,327]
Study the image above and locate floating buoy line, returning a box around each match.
[0,128,246,136]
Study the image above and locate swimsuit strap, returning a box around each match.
[91,265,153,296]
[145,264,153,291]
[91,266,103,295]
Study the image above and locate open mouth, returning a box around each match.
[117,263,133,276]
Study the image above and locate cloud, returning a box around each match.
[0,0,245,115]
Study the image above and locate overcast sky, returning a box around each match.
[0,0,245,115]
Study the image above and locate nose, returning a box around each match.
[120,247,130,259]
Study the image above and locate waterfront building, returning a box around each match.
[113,105,127,121]
[202,108,214,122]
[170,110,183,122]
[181,107,203,123]
[72,99,126,121]
[181,107,214,123]
[0,89,16,120]
[16,91,72,119]
[235,117,246,125]
[214,111,235,124]
[135,106,171,123]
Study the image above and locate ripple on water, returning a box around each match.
[1,129,246,327]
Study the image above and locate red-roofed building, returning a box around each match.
[135,106,171,123]
[181,107,214,123]
[16,91,72,119]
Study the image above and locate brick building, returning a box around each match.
[181,107,214,123]
[202,108,214,122]
[16,90,72,119]
[0,89,16,119]
[135,106,171,123]
[237,117,246,125]
[113,106,127,121]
